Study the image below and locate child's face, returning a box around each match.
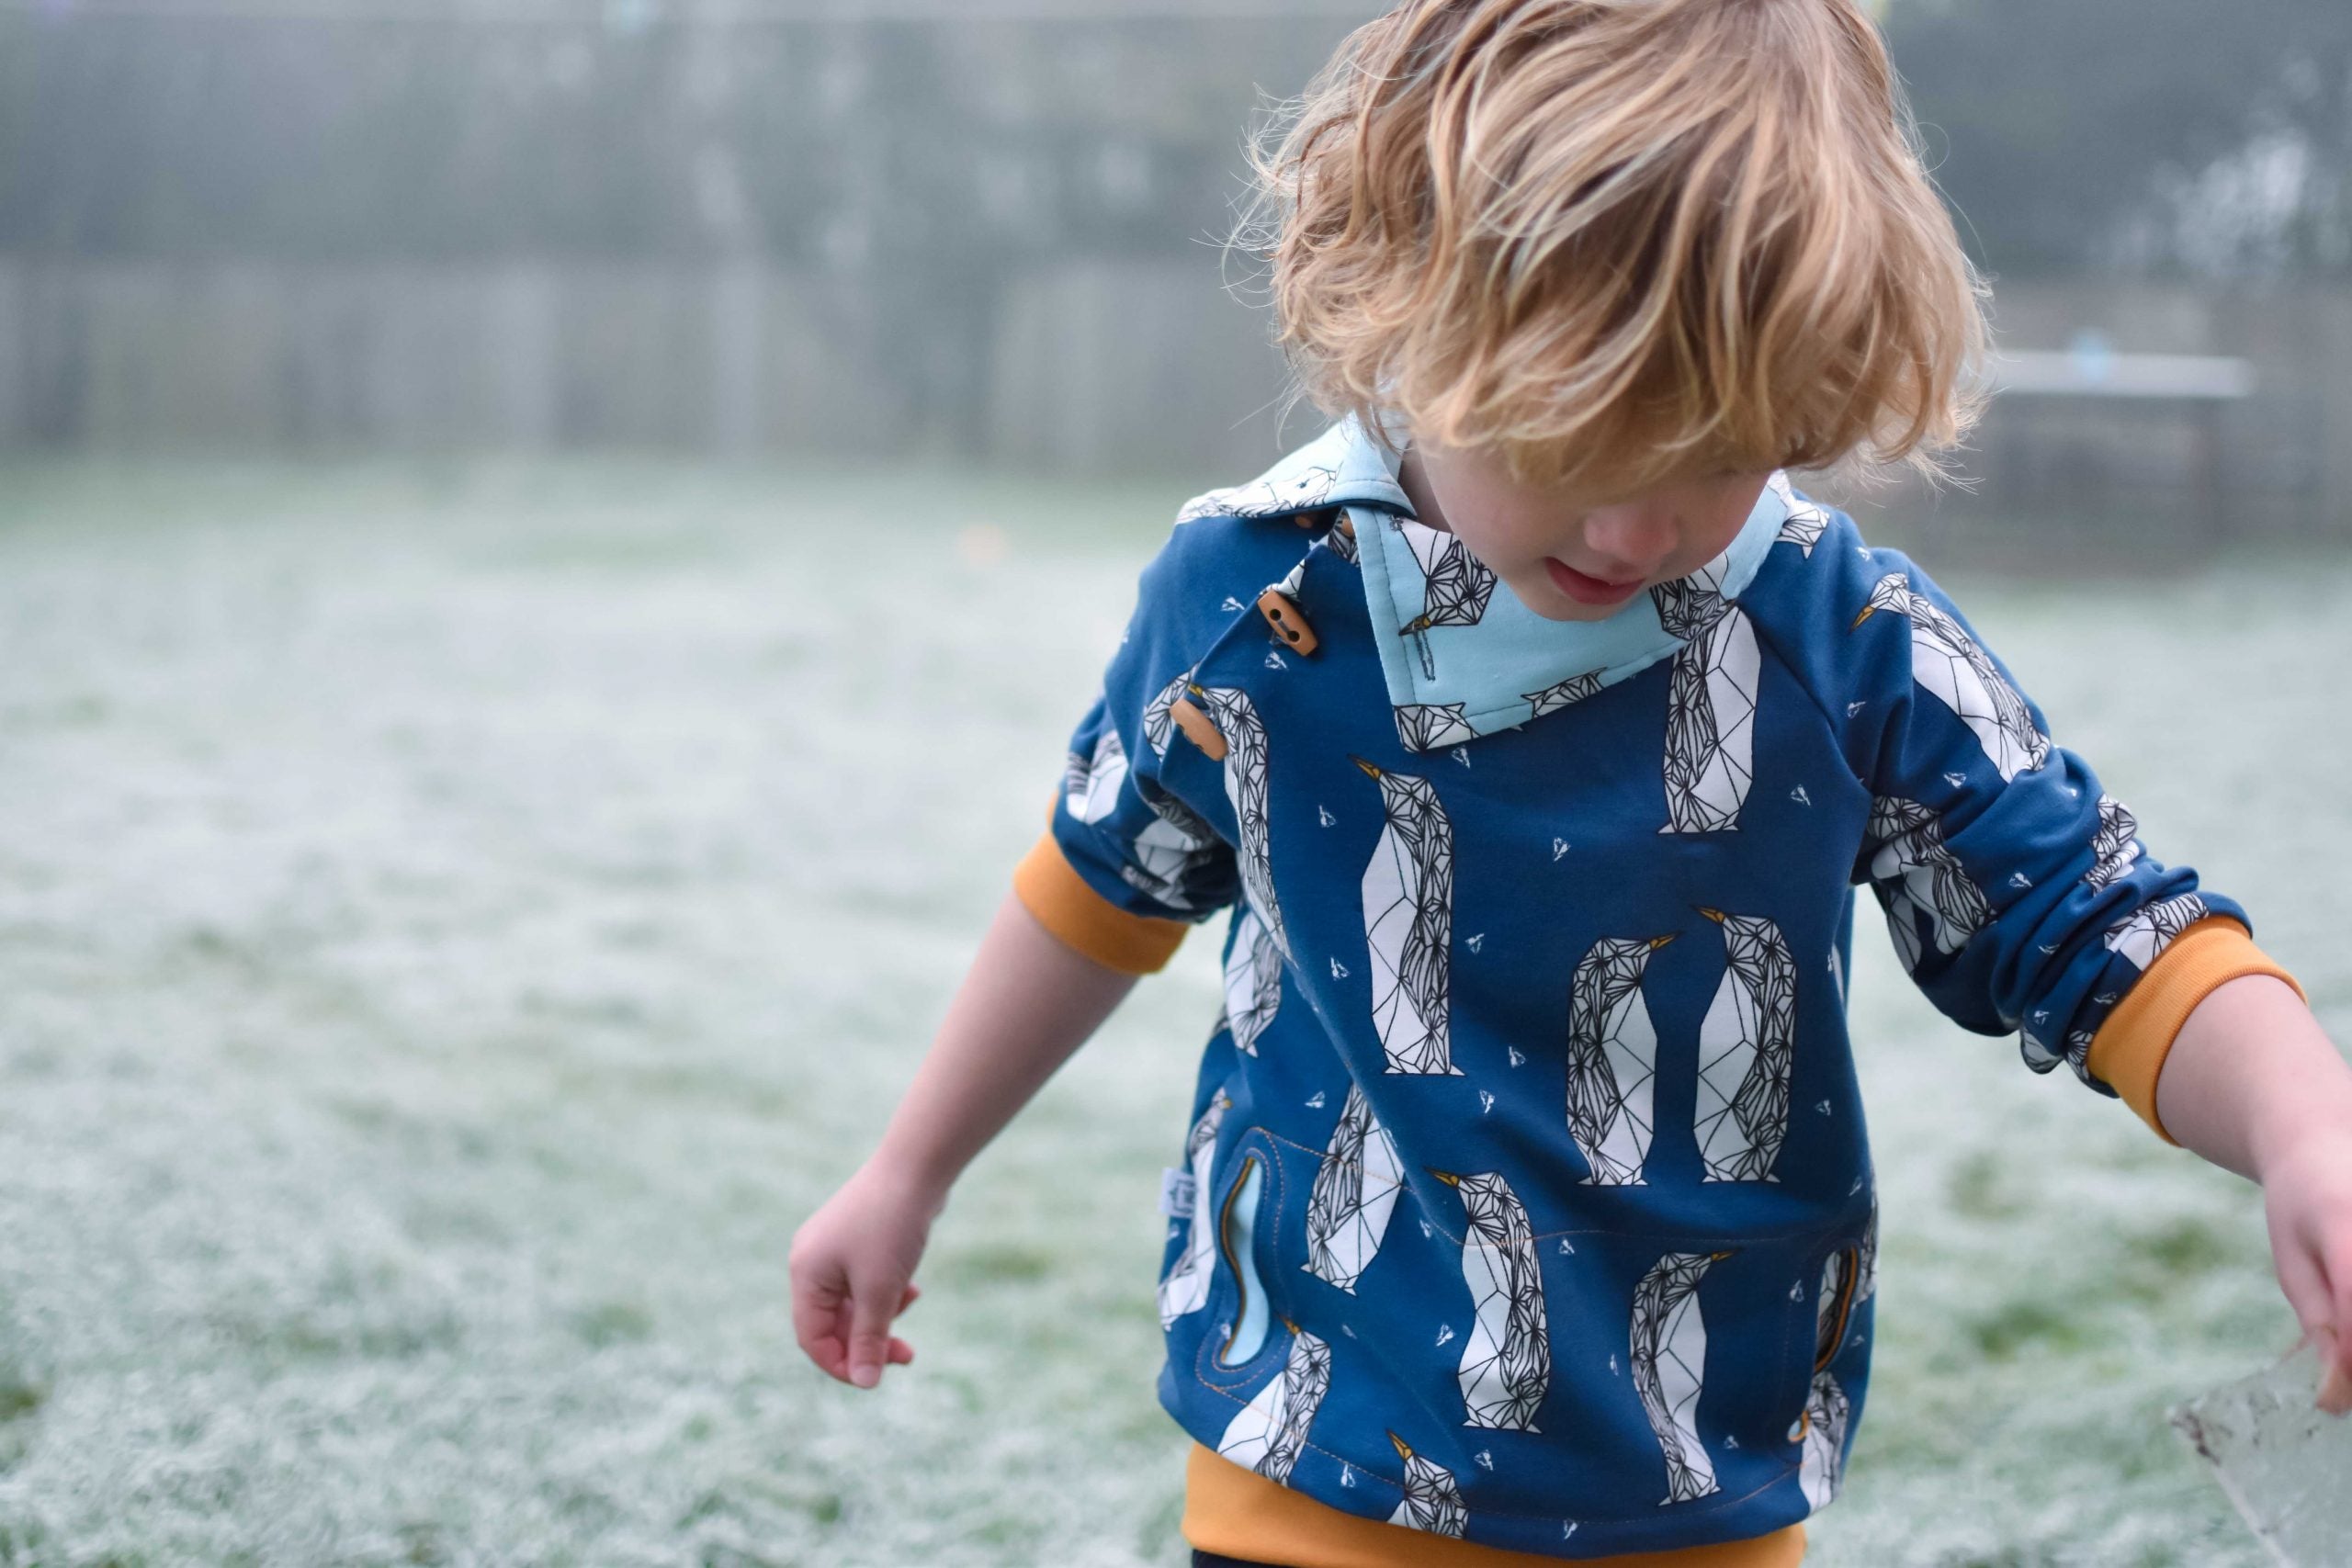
[1397,438,1776,623]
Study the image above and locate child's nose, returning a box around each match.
[1581,502,1679,578]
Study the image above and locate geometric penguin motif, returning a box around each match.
[1864,795,1992,975]
[1302,1082,1406,1293]
[2103,892,2211,971]
[1386,1432,1469,1537]
[1792,1218,1863,1508]
[1357,759,1461,1075]
[1632,1249,1728,1506]
[1216,1324,1334,1486]
[1064,726,1129,823]
[1269,556,1308,604]
[1220,906,1284,1056]
[1195,684,1289,959]
[1794,1245,1859,1514]
[1176,459,1345,526]
[2019,1025,2107,1093]
[2083,795,2143,892]
[1125,791,1221,914]
[1432,1169,1549,1431]
[1856,1190,1879,1305]
[1792,1368,1852,1513]
[1525,671,1604,722]
[1693,911,1796,1183]
[1396,701,1479,753]
[1324,514,1362,565]
[1852,573,2051,783]
[1770,472,1831,558]
[2064,1030,2121,1097]
[1566,934,1678,1185]
[1158,1092,1230,1329]
[1395,518,1500,680]
[1143,671,1193,759]
[1654,563,1762,834]
[1652,561,1735,645]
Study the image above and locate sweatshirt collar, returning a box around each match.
[1173,409,1417,526]
[1271,413,1789,752]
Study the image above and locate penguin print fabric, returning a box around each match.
[1036,414,2251,1559]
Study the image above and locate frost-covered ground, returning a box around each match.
[0,459,2346,1568]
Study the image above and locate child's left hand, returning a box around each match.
[2259,1127,2352,1414]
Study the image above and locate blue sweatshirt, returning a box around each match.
[1011,413,2278,1560]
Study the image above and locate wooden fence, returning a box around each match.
[1,256,2346,545]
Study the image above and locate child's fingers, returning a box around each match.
[2316,1327,2352,1417]
[789,1264,856,1382]
[799,1325,853,1382]
[790,1303,842,1378]
[2275,1227,2352,1415]
[2321,1239,2352,1415]
[888,1336,915,1366]
[2275,1241,2331,1343]
[845,1273,908,1390]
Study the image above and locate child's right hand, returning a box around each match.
[789,1165,942,1389]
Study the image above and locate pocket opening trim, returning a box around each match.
[1813,1244,1860,1374]
[1215,1153,1271,1368]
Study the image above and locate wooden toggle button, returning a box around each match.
[1169,695,1228,760]
[1256,587,1319,656]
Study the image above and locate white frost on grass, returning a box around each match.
[0,460,2345,1567]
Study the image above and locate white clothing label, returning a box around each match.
[1159,1168,1197,1219]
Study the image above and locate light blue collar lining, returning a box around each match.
[1341,421,1791,746]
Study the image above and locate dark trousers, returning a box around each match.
[1193,1554,1286,1568]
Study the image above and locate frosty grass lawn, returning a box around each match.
[0,457,2346,1568]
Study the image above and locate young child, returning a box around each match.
[790,2,2352,1562]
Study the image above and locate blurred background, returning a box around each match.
[6,0,2352,553]
[1,2,2348,1564]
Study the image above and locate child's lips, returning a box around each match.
[1544,557,1646,606]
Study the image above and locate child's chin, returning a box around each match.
[1518,576,1642,623]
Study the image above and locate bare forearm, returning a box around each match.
[867,888,1143,1201]
[2157,975,2352,1182]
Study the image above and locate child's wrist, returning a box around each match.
[2251,1105,2352,1189]
[856,1151,956,1217]
[2243,1067,2352,1190]
[2162,973,2344,1180]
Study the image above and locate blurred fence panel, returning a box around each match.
[0,255,2346,545]
[0,256,1301,476]
[987,258,1297,475]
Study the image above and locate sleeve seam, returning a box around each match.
[1737,540,1891,818]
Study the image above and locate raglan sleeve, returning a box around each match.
[1801,528,2303,1145]
[1009,535,1242,976]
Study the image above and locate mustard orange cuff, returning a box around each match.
[1011,829,1191,975]
[2086,916,2307,1147]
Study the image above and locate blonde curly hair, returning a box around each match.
[1230,0,1991,495]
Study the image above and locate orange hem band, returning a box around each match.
[1182,1444,1807,1568]
[2086,916,2307,1147]
[1011,829,1191,975]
